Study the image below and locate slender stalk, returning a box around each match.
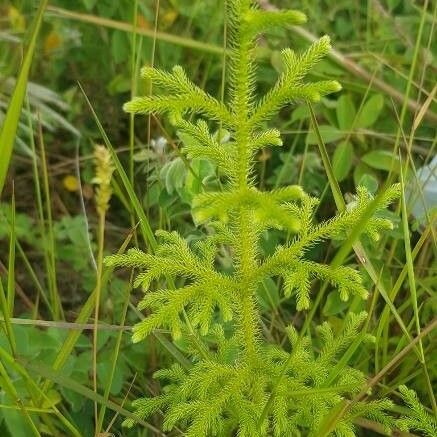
[232,1,259,361]
[27,102,54,317]
[47,5,225,55]
[399,158,437,415]
[390,0,430,168]
[378,0,432,368]
[37,116,62,320]
[92,145,114,435]
[6,186,15,318]
[0,276,15,355]
[96,275,132,434]
[93,212,106,435]
[129,0,138,186]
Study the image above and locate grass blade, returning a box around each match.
[307,102,433,435]
[7,188,16,317]
[260,0,437,124]
[308,103,345,210]
[47,5,225,55]
[79,84,210,364]
[0,276,15,354]
[375,222,434,354]
[399,154,437,414]
[96,275,132,433]
[0,0,49,195]
[25,360,165,436]
[308,102,420,359]
[78,83,157,251]
[37,117,62,320]
[41,230,134,394]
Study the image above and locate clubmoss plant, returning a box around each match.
[106,1,404,435]
[396,386,437,437]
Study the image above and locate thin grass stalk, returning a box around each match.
[92,211,106,434]
[304,104,419,361]
[0,362,40,436]
[96,275,132,433]
[129,0,138,187]
[40,233,134,396]
[0,277,15,355]
[26,359,164,435]
[79,84,210,366]
[378,0,432,362]
[37,116,63,319]
[6,187,16,318]
[399,156,437,415]
[0,0,48,194]
[27,100,55,318]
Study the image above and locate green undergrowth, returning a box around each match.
[105,1,435,436]
[0,0,435,436]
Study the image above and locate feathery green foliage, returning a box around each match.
[106,1,404,435]
[396,386,437,437]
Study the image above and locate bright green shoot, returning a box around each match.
[105,1,411,436]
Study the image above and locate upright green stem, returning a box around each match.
[37,119,63,320]
[93,212,106,436]
[232,2,259,362]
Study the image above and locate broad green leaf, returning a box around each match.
[361,150,400,172]
[107,73,131,95]
[332,141,353,181]
[41,390,62,409]
[306,125,343,145]
[323,291,349,316]
[353,163,374,188]
[388,0,401,10]
[185,158,216,195]
[0,393,39,437]
[60,385,85,412]
[356,94,384,128]
[161,158,186,194]
[336,95,356,130]
[82,0,98,10]
[291,105,310,123]
[111,30,129,64]
[96,0,118,17]
[0,0,48,195]
[257,278,280,311]
[97,359,126,395]
[358,173,379,194]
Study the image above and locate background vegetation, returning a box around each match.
[0,0,435,436]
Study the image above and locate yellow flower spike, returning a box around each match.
[93,145,114,215]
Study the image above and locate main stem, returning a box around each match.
[233,2,259,362]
